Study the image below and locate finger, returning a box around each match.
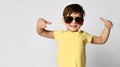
[100,17,105,22]
[41,18,51,25]
[107,20,113,26]
[105,21,113,28]
[100,17,107,24]
[105,23,113,29]
[46,21,52,25]
[100,17,104,21]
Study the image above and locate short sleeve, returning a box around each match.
[54,30,62,41]
[83,31,93,43]
[86,33,93,43]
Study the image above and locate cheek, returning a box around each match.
[77,24,82,28]
[66,24,70,27]
[66,24,72,29]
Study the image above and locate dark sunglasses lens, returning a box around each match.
[75,17,83,24]
[64,16,73,23]
[75,17,83,22]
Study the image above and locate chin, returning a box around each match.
[67,25,81,32]
[72,30,78,32]
[68,28,79,32]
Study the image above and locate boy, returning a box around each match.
[36,4,113,67]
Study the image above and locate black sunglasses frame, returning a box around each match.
[64,16,84,25]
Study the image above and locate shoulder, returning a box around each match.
[78,30,93,43]
[54,30,66,34]
[53,30,66,40]
[54,30,65,35]
[78,30,89,34]
[78,30,93,37]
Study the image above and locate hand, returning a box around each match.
[100,17,113,29]
[37,18,51,29]
[36,18,54,39]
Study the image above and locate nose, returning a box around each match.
[71,18,76,24]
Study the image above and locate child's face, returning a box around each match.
[63,12,84,32]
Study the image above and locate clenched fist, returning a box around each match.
[37,18,51,29]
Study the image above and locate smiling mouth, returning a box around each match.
[69,25,77,28]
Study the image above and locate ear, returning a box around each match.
[62,17,66,24]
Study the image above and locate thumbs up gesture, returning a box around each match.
[37,18,51,29]
[100,17,113,29]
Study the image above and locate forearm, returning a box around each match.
[37,27,54,38]
[100,27,111,44]
[91,17,113,44]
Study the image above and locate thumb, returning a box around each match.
[46,21,52,25]
[100,17,107,24]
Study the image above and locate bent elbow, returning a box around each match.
[100,39,107,44]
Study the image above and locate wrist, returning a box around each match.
[104,26,111,31]
[37,27,45,34]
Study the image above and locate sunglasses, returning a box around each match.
[64,16,84,25]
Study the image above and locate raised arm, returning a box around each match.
[36,18,54,39]
[91,17,113,44]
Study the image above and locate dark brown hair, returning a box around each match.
[63,4,85,17]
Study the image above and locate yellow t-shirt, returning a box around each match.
[54,30,93,67]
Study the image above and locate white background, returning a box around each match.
[0,0,120,67]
